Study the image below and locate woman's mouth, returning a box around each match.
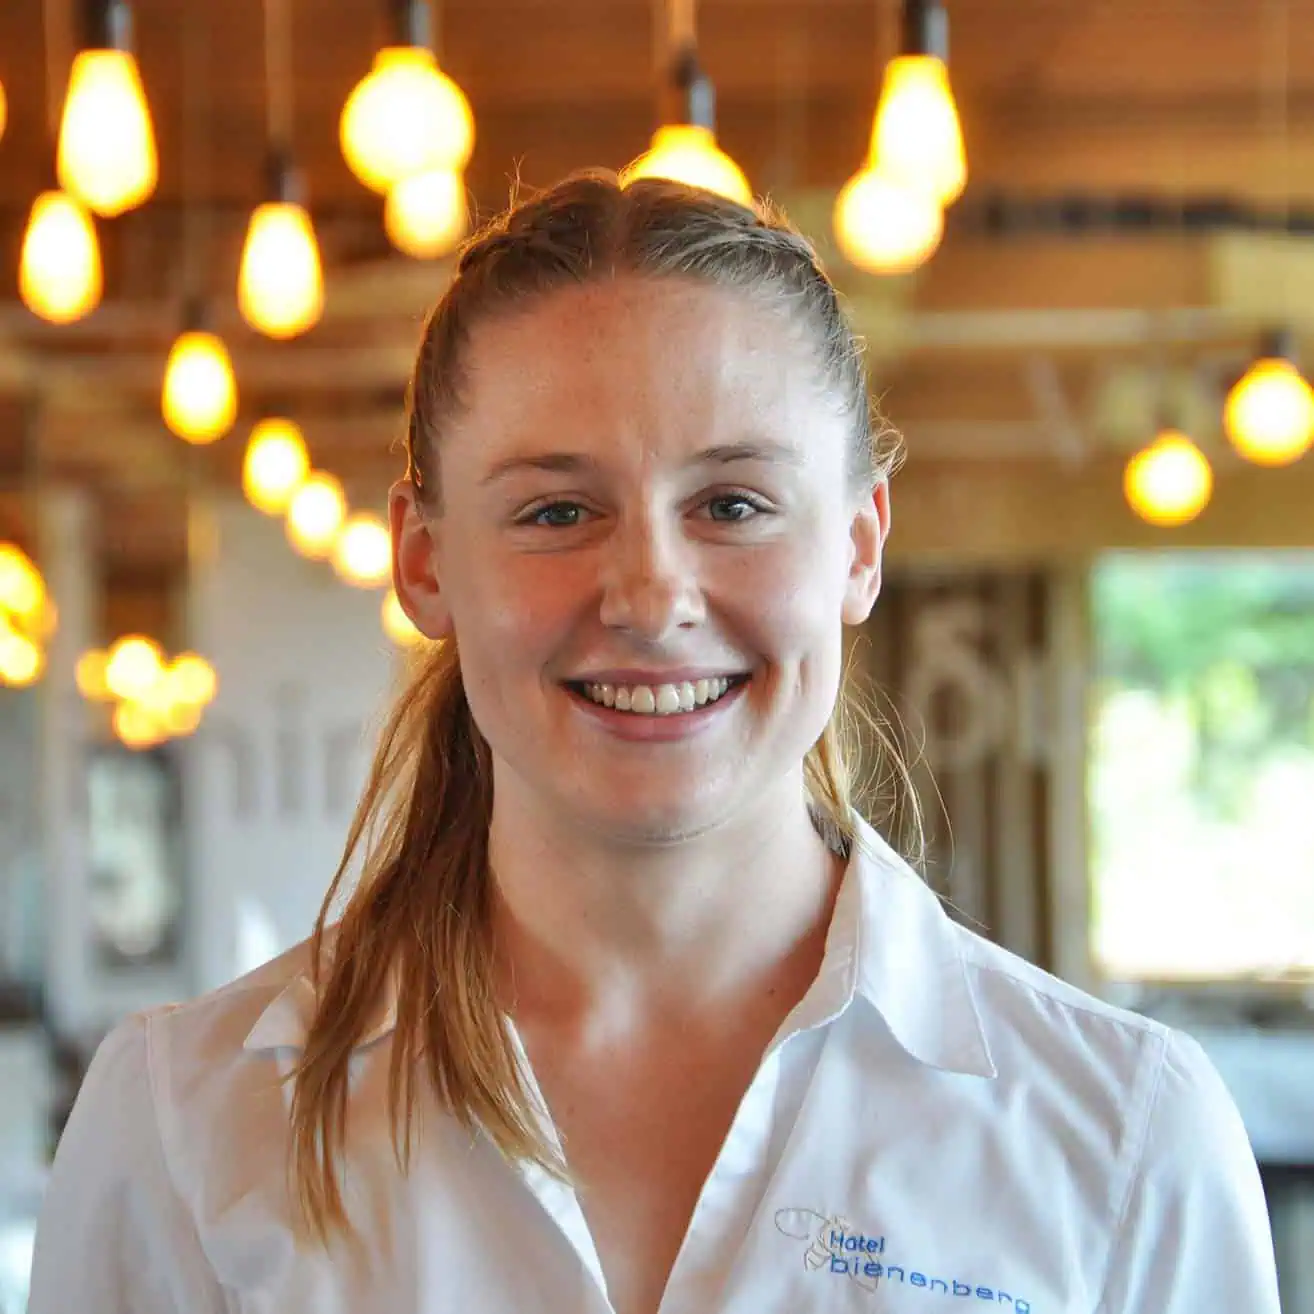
[567,675,748,717]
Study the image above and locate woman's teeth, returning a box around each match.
[581,677,735,716]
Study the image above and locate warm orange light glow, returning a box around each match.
[286,472,348,558]
[0,621,44,687]
[76,649,111,700]
[113,700,165,749]
[332,512,392,586]
[385,168,468,258]
[57,49,158,216]
[166,652,218,706]
[1124,431,1213,527]
[0,544,46,623]
[624,125,752,206]
[19,191,102,324]
[162,331,238,443]
[382,588,423,646]
[340,47,475,193]
[833,167,944,275]
[243,418,310,514]
[104,635,165,701]
[872,54,966,206]
[1224,357,1314,466]
[238,202,324,339]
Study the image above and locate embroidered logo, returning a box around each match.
[772,1208,1034,1312]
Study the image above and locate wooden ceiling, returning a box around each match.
[1,0,1313,583]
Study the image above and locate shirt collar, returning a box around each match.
[840,814,997,1078]
[244,815,996,1080]
[242,951,398,1053]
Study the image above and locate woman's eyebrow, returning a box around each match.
[480,440,805,486]
[692,441,806,468]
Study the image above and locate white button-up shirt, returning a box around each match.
[28,821,1280,1313]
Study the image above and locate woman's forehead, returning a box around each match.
[451,275,836,451]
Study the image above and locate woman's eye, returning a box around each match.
[524,501,586,527]
[705,494,765,522]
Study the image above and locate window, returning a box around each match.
[1090,552,1314,982]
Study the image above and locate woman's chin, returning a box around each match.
[576,787,735,848]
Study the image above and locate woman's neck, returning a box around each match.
[486,785,846,1038]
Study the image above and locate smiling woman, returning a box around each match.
[27,172,1279,1314]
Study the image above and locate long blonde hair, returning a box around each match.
[290,171,918,1241]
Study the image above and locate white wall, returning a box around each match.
[0,689,39,986]
[183,496,400,995]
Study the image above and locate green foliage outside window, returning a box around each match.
[1090,552,1314,981]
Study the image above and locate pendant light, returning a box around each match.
[1124,428,1213,528]
[238,160,324,339]
[286,471,348,558]
[162,314,238,443]
[239,0,324,339]
[0,618,45,688]
[341,0,474,194]
[332,511,392,587]
[57,0,158,217]
[624,0,751,205]
[243,417,310,515]
[19,188,102,323]
[164,12,237,447]
[0,79,7,142]
[872,0,966,206]
[834,167,943,276]
[385,167,468,258]
[834,0,964,275]
[1224,330,1314,467]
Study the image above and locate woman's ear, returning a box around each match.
[389,479,455,641]
[841,480,890,626]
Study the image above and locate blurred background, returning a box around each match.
[0,0,1313,1307]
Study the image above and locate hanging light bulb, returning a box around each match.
[243,417,310,514]
[164,652,218,706]
[162,327,238,443]
[866,0,966,206]
[239,203,324,339]
[834,166,944,275]
[56,0,158,217]
[19,191,102,324]
[626,125,751,205]
[104,634,165,701]
[624,39,751,206]
[0,544,47,626]
[1224,333,1314,467]
[833,0,964,277]
[340,0,475,195]
[113,700,165,749]
[385,168,469,258]
[382,588,423,646]
[0,79,7,143]
[873,62,965,207]
[332,511,392,587]
[286,472,347,559]
[0,619,45,688]
[76,648,112,700]
[239,156,324,339]
[1124,429,1213,527]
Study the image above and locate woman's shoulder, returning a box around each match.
[135,936,319,1077]
[946,919,1247,1153]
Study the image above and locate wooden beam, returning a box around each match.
[886,455,1314,564]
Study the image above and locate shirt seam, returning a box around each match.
[960,950,1169,1040]
[1090,1028,1170,1314]
[140,1008,230,1312]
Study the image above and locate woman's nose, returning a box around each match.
[598,514,704,639]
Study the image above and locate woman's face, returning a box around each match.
[392,274,888,846]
